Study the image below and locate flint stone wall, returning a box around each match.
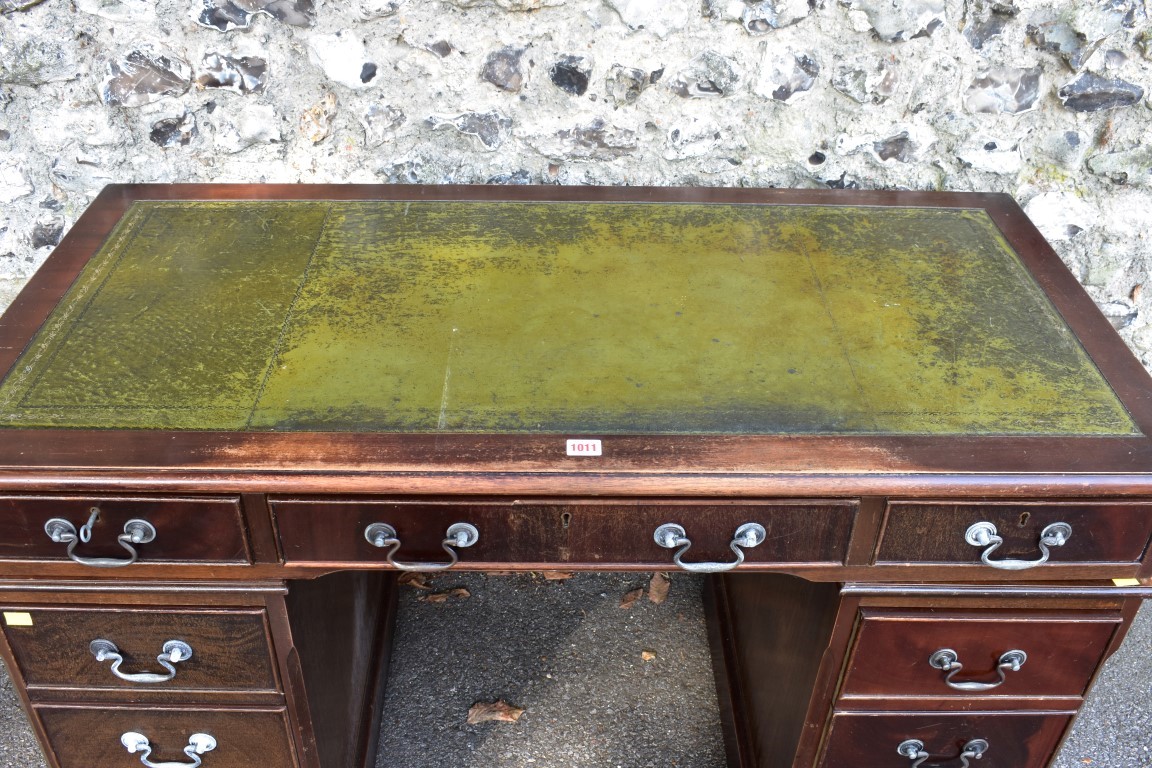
[1,0,1150,363]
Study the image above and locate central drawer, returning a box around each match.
[270,498,856,568]
[2,606,280,702]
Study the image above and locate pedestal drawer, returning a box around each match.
[838,610,1121,706]
[0,496,250,566]
[2,607,280,701]
[818,711,1073,768]
[875,501,1152,570]
[37,705,297,768]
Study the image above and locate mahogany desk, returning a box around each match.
[0,185,1149,768]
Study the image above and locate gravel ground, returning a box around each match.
[377,572,725,768]
[0,575,1148,768]
[0,649,42,768]
[1051,597,1152,768]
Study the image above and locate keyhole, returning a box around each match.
[561,511,572,529]
[1018,511,1031,528]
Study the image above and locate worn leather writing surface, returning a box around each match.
[0,200,1135,434]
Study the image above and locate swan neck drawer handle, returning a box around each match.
[91,639,192,683]
[653,522,766,573]
[897,739,988,768]
[964,521,1071,570]
[44,509,156,568]
[929,648,1026,691]
[364,522,479,571]
[121,732,216,768]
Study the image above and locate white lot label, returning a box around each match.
[3,612,32,627]
[566,439,602,456]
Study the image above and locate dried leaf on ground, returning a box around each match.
[620,587,644,609]
[648,572,670,604]
[420,587,471,603]
[641,649,657,661]
[467,700,525,724]
[542,571,573,580]
[398,573,433,590]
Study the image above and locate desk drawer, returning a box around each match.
[2,607,279,700]
[564,500,855,567]
[0,495,250,566]
[838,610,1121,704]
[818,711,1072,768]
[271,499,855,568]
[273,499,567,566]
[37,705,296,768]
[875,501,1152,569]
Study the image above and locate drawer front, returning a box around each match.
[875,501,1152,569]
[271,499,855,568]
[839,610,1121,703]
[273,499,567,566]
[564,500,855,567]
[2,607,279,698]
[0,495,250,565]
[819,712,1072,768]
[38,705,296,768]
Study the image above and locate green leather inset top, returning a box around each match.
[0,200,1136,435]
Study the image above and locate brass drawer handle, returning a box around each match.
[964,521,1071,570]
[90,639,192,683]
[121,732,216,768]
[897,738,988,768]
[44,509,156,568]
[363,522,479,571]
[929,648,1026,691]
[653,522,766,573]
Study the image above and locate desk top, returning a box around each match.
[1,185,1150,492]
